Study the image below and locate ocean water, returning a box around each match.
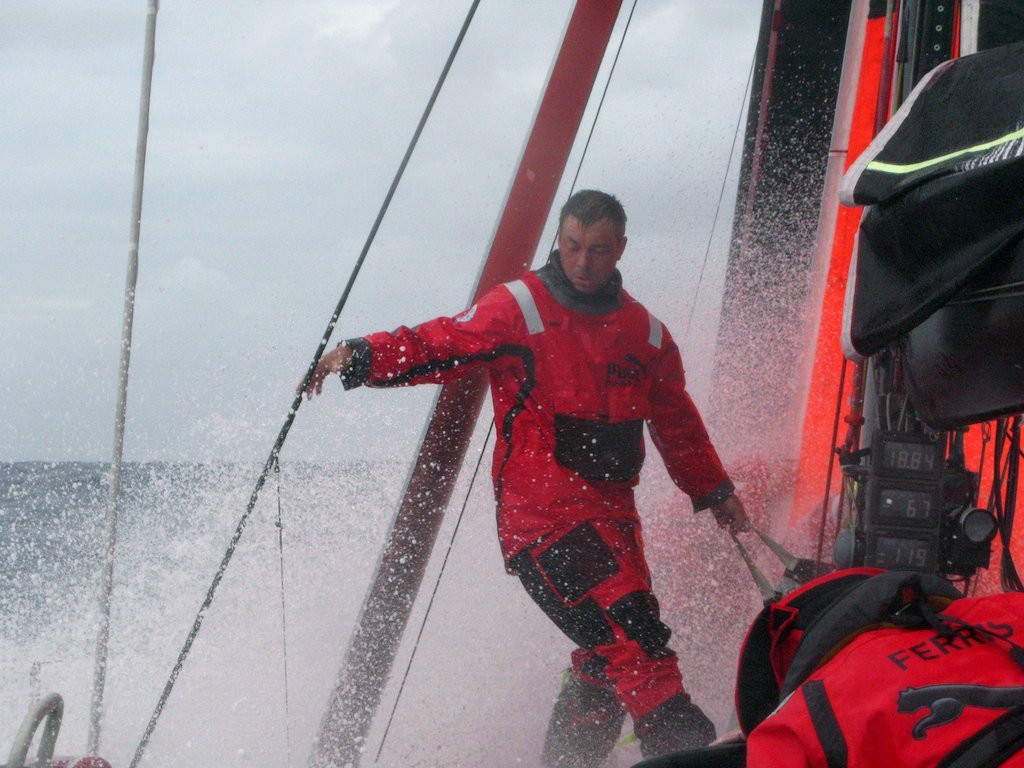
[1,460,405,767]
[0,461,762,768]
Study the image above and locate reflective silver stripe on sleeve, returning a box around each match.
[648,312,663,348]
[506,279,544,335]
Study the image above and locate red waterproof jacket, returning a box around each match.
[342,254,732,559]
[746,591,1024,768]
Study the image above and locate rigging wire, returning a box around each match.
[1005,418,1022,591]
[273,459,294,768]
[562,0,637,201]
[90,0,159,754]
[374,422,496,762]
[683,51,756,344]
[997,417,1023,591]
[813,358,848,573]
[372,2,639,758]
[125,3,481,766]
[985,418,1022,592]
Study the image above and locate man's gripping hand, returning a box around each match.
[710,493,750,535]
[299,343,354,398]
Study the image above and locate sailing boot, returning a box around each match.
[542,669,627,768]
[634,693,716,759]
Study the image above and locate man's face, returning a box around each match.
[557,216,627,294]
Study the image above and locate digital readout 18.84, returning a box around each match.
[880,440,941,475]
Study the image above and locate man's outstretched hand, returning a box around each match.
[298,343,354,398]
[710,493,750,535]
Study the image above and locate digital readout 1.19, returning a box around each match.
[873,535,935,569]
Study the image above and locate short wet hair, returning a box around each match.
[559,190,626,239]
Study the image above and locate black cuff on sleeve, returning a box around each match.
[691,478,735,511]
[339,338,372,390]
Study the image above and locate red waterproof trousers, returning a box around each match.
[509,518,685,720]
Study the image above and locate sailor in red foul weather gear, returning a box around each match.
[305,190,748,765]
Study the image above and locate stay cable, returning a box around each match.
[126,3,482,765]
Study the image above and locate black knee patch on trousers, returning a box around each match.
[535,522,619,602]
[511,548,616,649]
[607,591,672,655]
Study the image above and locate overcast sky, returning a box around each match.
[1,1,763,463]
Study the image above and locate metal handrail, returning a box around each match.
[7,692,63,768]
